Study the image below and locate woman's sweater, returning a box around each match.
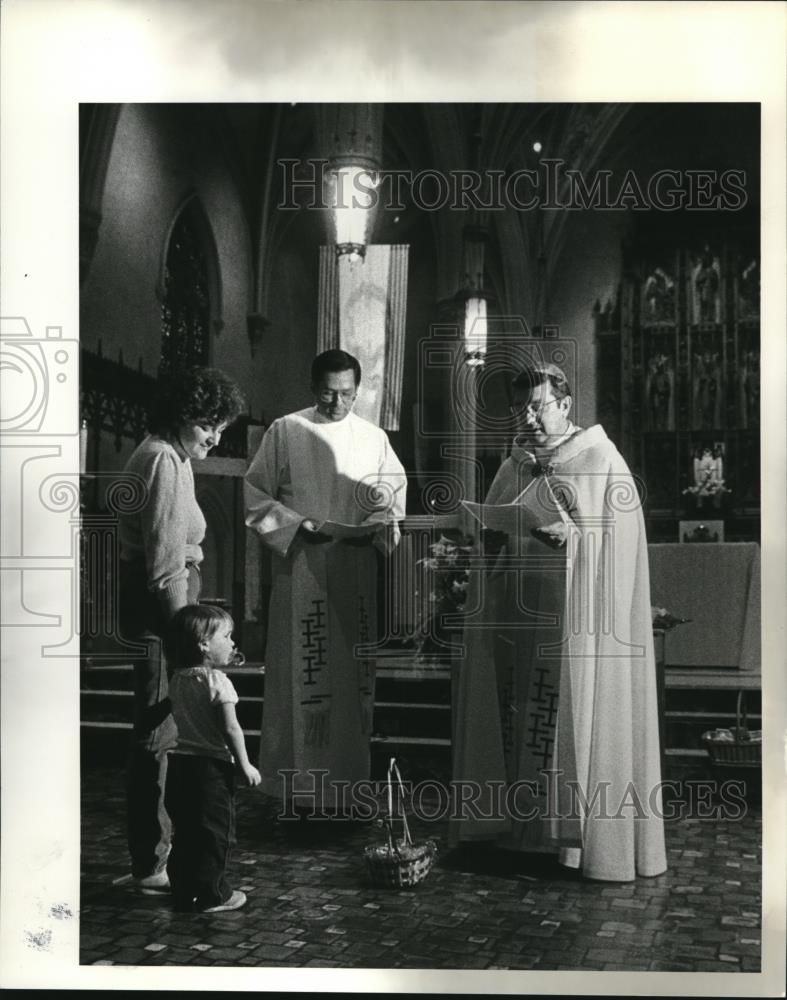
[118,435,206,616]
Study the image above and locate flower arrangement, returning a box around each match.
[412,528,475,659]
[682,479,729,499]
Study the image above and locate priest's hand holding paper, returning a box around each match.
[298,518,334,545]
[462,477,570,550]
[530,520,569,549]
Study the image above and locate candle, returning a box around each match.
[79,420,88,475]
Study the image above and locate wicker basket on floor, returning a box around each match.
[363,758,437,889]
[701,690,762,767]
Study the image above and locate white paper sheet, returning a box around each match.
[461,476,570,536]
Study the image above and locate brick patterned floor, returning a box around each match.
[80,763,761,971]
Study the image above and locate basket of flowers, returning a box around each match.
[701,690,762,767]
[363,758,437,889]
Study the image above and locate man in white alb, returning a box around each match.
[244,349,407,813]
[451,362,666,882]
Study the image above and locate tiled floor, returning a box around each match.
[80,762,762,971]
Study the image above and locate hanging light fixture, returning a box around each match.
[464,295,488,366]
[327,163,379,262]
[318,105,383,263]
[461,225,488,365]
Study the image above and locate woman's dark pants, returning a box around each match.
[120,561,199,879]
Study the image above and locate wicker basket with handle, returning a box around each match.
[363,757,437,889]
[701,690,762,767]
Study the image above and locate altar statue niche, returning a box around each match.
[689,249,722,326]
[739,348,760,429]
[644,351,675,431]
[736,257,759,323]
[691,350,723,430]
[683,441,728,511]
[598,239,759,544]
[642,264,677,326]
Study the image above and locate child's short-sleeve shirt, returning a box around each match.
[169,667,239,763]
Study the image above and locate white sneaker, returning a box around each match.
[200,889,246,913]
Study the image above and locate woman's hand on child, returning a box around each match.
[242,764,262,787]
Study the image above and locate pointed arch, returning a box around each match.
[156,195,223,375]
[79,103,122,285]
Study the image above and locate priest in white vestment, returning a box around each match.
[451,363,667,881]
[244,350,407,811]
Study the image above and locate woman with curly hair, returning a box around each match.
[115,366,246,894]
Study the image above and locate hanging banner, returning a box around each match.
[318,244,408,430]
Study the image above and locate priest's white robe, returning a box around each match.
[451,425,667,881]
[244,408,406,807]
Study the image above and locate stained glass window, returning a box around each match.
[159,201,211,375]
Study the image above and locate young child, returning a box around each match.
[164,605,261,912]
